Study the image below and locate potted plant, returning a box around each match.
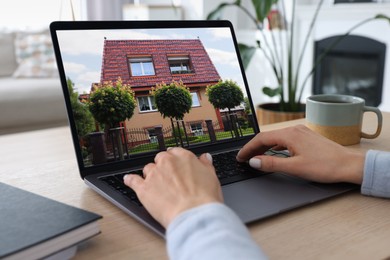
[208,0,390,124]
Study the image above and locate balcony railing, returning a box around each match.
[171,69,194,75]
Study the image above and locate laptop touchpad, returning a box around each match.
[222,173,331,223]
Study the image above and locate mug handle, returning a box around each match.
[361,106,383,139]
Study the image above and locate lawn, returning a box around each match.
[129,128,255,154]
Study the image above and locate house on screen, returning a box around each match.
[95,38,223,137]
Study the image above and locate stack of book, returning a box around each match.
[0,182,102,259]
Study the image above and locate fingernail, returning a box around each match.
[249,158,262,169]
[123,174,129,182]
[206,153,213,163]
[167,147,173,151]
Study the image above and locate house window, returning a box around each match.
[129,57,155,76]
[137,96,157,112]
[191,92,200,107]
[168,56,193,74]
[190,123,203,136]
[146,128,158,143]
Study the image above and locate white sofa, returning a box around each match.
[0,31,68,134]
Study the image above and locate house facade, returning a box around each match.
[97,38,223,136]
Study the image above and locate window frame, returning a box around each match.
[146,128,158,143]
[137,96,157,113]
[189,122,204,136]
[190,92,201,107]
[167,55,194,75]
[128,56,156,77]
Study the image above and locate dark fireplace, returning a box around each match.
[312,35,386,106]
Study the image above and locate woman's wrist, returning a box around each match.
[340,150,365,184]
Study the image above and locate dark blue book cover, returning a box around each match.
[0,182,102,259]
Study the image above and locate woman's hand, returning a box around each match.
[123,147,223,228]
[237,125,365,184]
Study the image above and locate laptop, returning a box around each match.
[50,20,357,237]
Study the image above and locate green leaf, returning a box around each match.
[206,3,231,20]
[238,43,257,69]
[263,85,282,97]
[251,0,278,22]
[375,14,390,23]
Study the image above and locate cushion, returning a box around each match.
[0,32,17,77]
[12,31,58,78]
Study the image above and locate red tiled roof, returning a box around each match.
[100,39,221,89]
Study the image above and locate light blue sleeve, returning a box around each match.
[166,203,267,260]
[361,149,390,198]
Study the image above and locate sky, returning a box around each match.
[56,27,248,96]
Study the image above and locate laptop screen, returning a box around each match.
[51,21,258,173]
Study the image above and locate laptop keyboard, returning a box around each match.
[212,150,265,185]
[100,171,143,207]
[99,149,287,207]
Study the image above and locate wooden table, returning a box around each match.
[1,112,389,260]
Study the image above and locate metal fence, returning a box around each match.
[103,115,255,160]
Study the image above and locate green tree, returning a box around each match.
[206,79,244,113]
[206,79,244,138]
[88,78,136,128]
[88,78,136,160]
[243,97,251,115]
[67,78,94,138]
[151,80,192,147]
[152,80,192,120]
